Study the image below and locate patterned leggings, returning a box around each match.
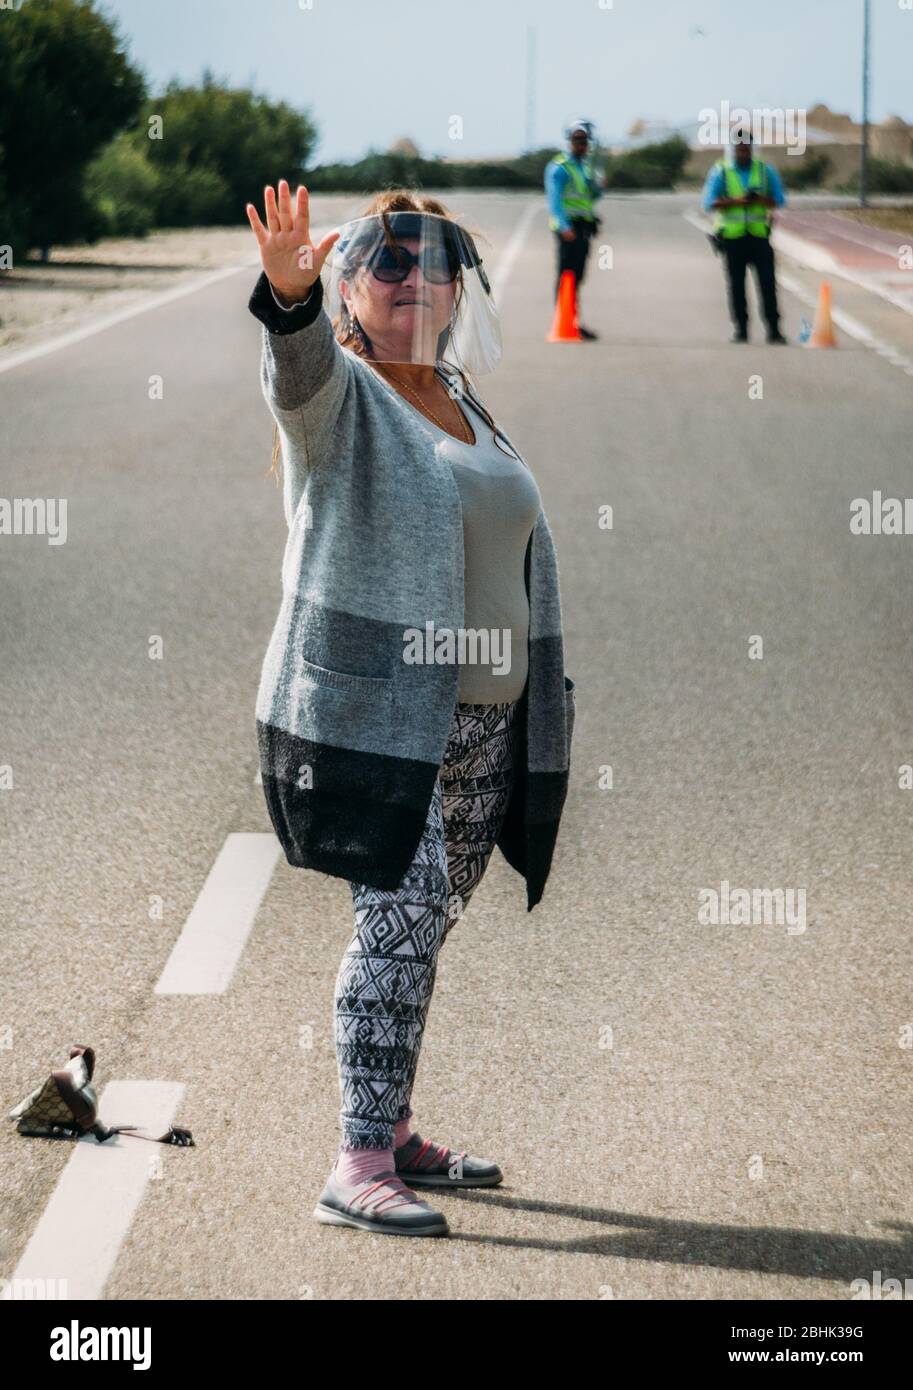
[334,698,522,1151]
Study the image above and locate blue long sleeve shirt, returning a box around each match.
[702,158,786,214]
[544,156,603,233]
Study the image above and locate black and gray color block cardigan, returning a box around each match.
[248,271,576,912]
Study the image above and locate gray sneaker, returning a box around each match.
[313,1162,449,1237]
[394,1132,503,1188]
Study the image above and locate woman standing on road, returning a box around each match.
[245,179,576,1238]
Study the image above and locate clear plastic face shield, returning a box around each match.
[323,210,502,373]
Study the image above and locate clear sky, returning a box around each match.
[100,0,913,161]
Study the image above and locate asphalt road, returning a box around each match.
[2,193,912,1300]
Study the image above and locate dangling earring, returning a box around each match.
[343,300,368,351]
[439,303,459,365]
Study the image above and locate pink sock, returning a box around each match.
[393,1116,415,1149]
[335,1145,394,1186]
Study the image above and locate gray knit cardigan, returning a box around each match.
[248,271,575,911]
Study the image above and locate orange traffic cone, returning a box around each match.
[808,280,838,348]
[546,270,582,342]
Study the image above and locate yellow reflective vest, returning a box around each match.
[548,153,598,231]
[714,158,771,238]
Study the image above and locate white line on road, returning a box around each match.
[7,1081,185,1300]
[780,212,907,261]
[775,269,913,376]
[772,226,913,319]
[154,833,281,995]
[489,200,540,305]
[0,260,259,377]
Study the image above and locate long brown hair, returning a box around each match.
[266,188,494,481]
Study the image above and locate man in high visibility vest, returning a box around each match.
[702,127,787,344]
[544,119,604,339]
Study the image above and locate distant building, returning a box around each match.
[620,103,913,182]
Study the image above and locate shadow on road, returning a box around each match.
[442,1191,913,1283]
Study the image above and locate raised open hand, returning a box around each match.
[246,179,340,303]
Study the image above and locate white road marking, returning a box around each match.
[781,213,907,260]
[8,1080,185,1300]
[775,269,913,376]
[154,833,281,995]
[489,200,540,305]
[0,259,259,376]
[770,224,841,273]
[683,209,913,375]
[772,225,913,319]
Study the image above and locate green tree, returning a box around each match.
[83,132,163,238]
[606,135,690,190]
[134,71,318,226]
[0,0,146,258]
[842,157,913,195]
[784,151,831,191]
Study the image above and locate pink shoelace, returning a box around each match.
[406,1137,468,1171]
[354,1173,421,1213]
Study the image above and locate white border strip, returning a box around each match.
[7,1081,184,1301]
[779,213,906,261]
[489,200,539,305]
[775,268,913,376]
[0,259,259,376]
[154,833,281,996]
[772,224,913,319]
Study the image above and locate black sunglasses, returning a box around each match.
[366,242,460,285]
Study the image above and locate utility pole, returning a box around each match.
[860,0,871,207]
[525,25,537,154]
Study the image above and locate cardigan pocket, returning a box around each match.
[295,657,393,702]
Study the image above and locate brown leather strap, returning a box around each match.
[103,1125,194,1146]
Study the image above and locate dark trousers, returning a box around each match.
[553,216,596,299]
[721,234,781,335]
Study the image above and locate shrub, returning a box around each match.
[604,136,691,190]
[84,133,163,237]
[138,72,317,224]
[782,151,831,190]
[842,158,913,194]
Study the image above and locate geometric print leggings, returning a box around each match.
[334,697,522,1151]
